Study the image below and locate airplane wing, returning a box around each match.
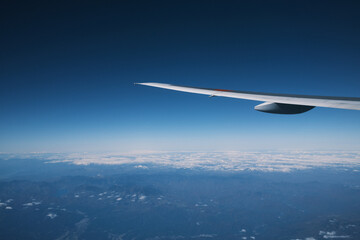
[135,82,360,114]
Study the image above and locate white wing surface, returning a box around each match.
[136,82,360,114]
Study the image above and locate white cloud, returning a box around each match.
[47,213,57,219]
[319,231,350,239]
[291,237,316,240]
[134,165,148,169]
[37,151,360,172]
[2,151,360,172]
[191,234,216,238]
[23,201,41,207]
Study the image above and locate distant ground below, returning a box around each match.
[0,154,359,240]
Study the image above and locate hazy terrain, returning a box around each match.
[0,153,360,240]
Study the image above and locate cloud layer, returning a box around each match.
[5,151,357,172]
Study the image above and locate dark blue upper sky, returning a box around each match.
[1,0,360,152]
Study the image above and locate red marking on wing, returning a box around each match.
[215,89,232,92]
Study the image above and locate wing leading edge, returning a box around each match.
[135,82,360,114]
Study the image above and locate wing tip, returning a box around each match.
[134,82,170,87]
[134,82,151,86]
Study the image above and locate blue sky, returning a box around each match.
[1,1,360,152]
